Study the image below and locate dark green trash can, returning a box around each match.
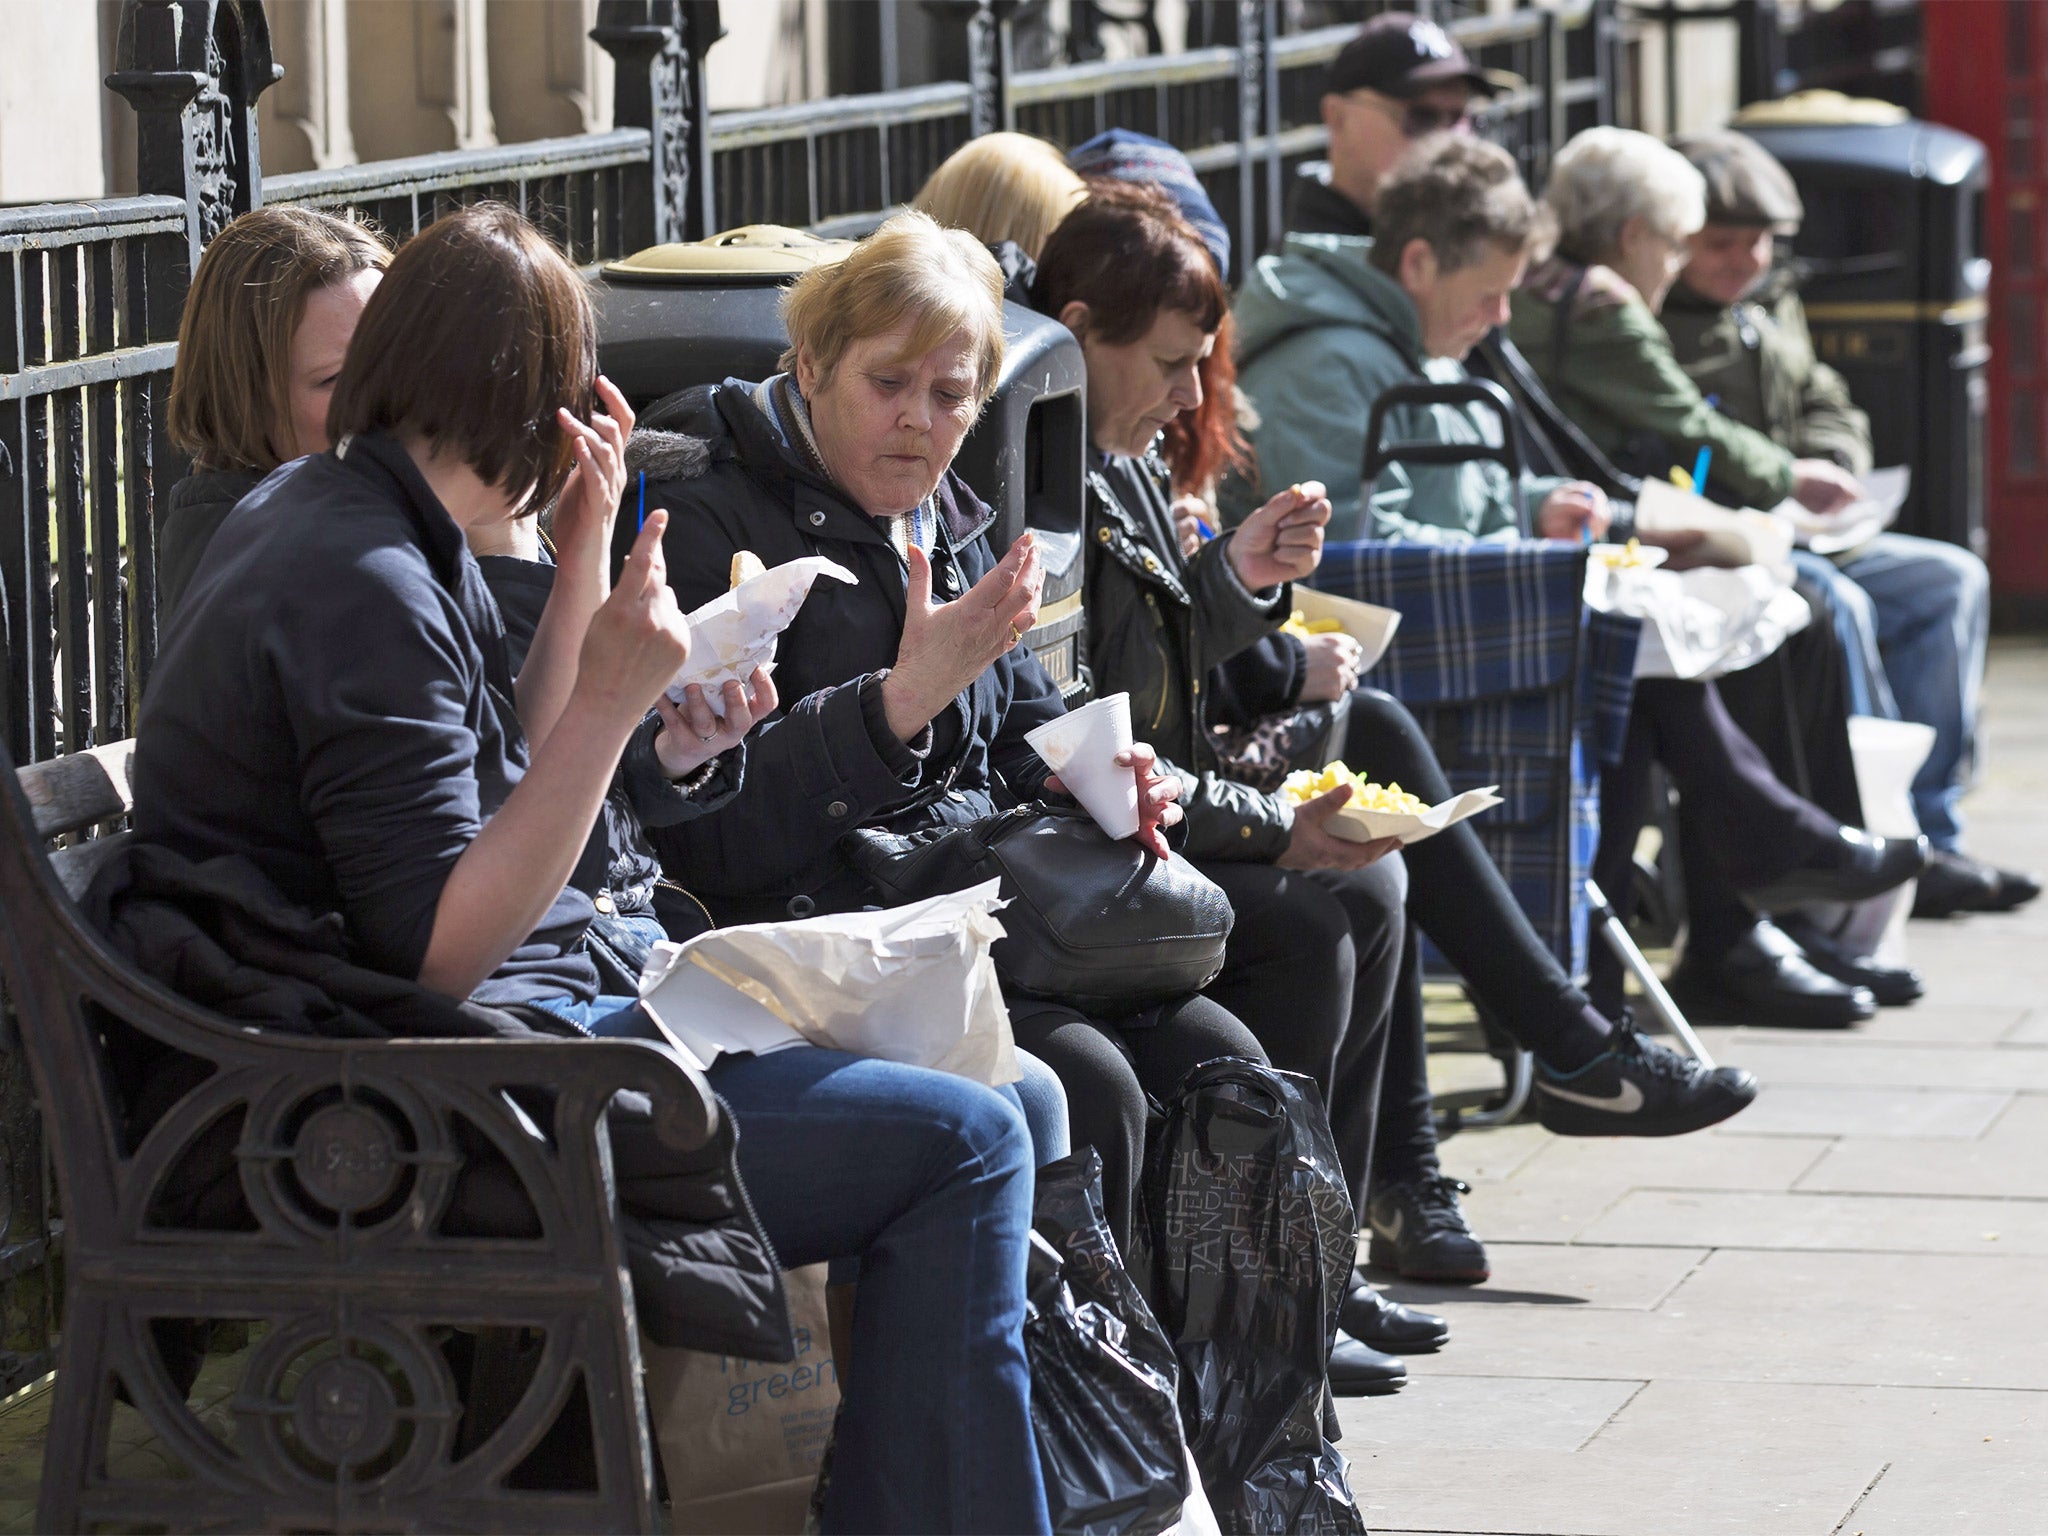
[1735,97,1990,555]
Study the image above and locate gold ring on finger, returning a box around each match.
[1009,623,1024,645]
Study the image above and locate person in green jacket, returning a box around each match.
[1225,140,1602,543]
[1504,126,1863,518]
[1230,133,1928,1029]
[1662,129,2031,917]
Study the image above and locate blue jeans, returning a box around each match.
[526,993,1071,1164]
[528,995,1049,1533]
[1792,536,1990,849]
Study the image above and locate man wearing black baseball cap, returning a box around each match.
[1291,11,1506,238]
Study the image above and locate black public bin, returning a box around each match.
[593,230,1092,700]
[1733,98,1991,555]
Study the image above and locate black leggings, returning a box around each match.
[1200,857,1408,1214]
[1340,689,1608,1066]
[1008,993,1264,1252]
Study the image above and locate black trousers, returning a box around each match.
[1008,993,1264,1253]
[1200,858,1408,1214]
[1592,677,1841,1008]
[1714,579,1866,828]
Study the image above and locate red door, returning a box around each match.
[1925,0,2048,611]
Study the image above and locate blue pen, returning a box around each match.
[1195,517,1217,542]
[1691,446,1712,494]
[636,469,647,532]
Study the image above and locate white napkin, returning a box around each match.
[667,556,857,713]
[1776,464,1910,557]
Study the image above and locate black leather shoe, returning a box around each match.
[1327,1329,1407,1396]
[1367,1177,1489,1283]
[1775,914,1924,1006]
[1669,919,1876,1028]
[1913,849,2045,917]
[1341,1280,1450,1352]
[1743,827,1929,912]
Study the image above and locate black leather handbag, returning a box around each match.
[843,805,1233,1015]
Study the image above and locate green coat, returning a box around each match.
[1505,256,1799,508]
[1660,273,1873,476]
[1227,232,1559,543]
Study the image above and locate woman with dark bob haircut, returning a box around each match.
[121,203,1048,1534]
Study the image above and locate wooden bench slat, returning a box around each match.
[20,741,135,839]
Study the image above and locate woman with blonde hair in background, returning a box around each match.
[912,130,1088,300]
[162,206,391,615]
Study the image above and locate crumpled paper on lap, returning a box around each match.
[637,880,1020,1086]
[1583,558,1811,681]
[667,556,857,713]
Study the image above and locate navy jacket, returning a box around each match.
[133,431,600,1007]
[622,384,1067,923]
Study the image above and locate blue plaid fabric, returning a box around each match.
[1312,541,1641,979]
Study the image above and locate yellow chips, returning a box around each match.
[1278,761,1428,814]
[1593,538,1650,569]
[1278,609,1346,639]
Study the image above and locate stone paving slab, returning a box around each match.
[1335,1375,1644,1453]
[1400,1250,2048,1392]
[1373,1243,1710,1312]
[1838,1457,2045,1536]
[1577,1187,2048,1254]
[1347,1446,1885,1536]
[1797,1093,2048,1197]
[2003,1009,2048,1045]
[1685,1038,2048,1090]
[1703,1082,2012,1138]
[1509,1129,1831,1192]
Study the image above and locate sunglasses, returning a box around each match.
[1352,91,1476,139]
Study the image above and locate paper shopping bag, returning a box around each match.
[645,1264,839,1536]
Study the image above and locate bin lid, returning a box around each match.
[1732,90,1908,128]
[603,225,857,285]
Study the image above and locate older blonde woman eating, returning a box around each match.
[625,210,1272,1255]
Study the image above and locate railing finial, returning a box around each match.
[593,0,724,248]
[107,0,279,275]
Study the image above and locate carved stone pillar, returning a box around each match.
[346,0,497,162]
[261,0,355,173]
[489,0,615,143]
[592,0,722,247]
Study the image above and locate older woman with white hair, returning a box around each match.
[624,210,1270,1260]
[1508,125,1863,514]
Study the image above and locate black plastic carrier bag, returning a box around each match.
[1130,1060,1367,1534]
[1027,1152,1192,1536]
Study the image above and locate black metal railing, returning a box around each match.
[267,129,658,265]
[0,0,1619,1403]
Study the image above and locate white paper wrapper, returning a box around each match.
[1291,586,1403,673]
[667,556,857,713]
[1584,559,1811,681]
[1025,692,1139,839]
[1777,464,1910,557]
[1322,785,1504,846]
[636,880,1019,1086]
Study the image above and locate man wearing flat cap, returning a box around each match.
[1664,129,2033,919]
[1289,11,1504,238]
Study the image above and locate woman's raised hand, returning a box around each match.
[577,511,692,726]
[550,375,635,573]
[654,665,778,779]
[1228,480,1332,590]
[880,532,1044,742]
